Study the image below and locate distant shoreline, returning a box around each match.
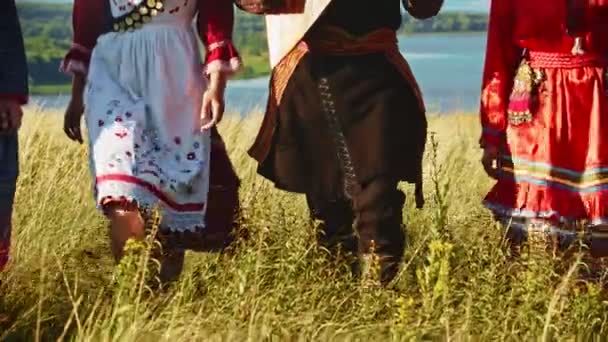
[20,3,489,94]
[401,31,486,37]
[30,31,487,96]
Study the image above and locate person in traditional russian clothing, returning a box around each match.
[480,0,608,256]
[237,0,443,285]
[0,0,29,272]
[62,0,242,283]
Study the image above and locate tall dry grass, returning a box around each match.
[1,107,608,340]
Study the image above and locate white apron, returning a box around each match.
[84,0,210,232]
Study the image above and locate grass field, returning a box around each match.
[1,108,608,340]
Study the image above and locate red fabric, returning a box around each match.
[528,51,608,69]
[0,93,27,105]
[197,0,241,68]
[205,42,240,65]
[72,0,106,52]
[479,0,520,147]
[480,0,608,148]
[62,0,241,74]
[61,0,106,74]
[0,237,8,271]
[481,0,608,225]
[0,218,10,272]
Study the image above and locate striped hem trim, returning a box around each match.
[499,170,608,193]
[504,156,608,176]
[498,156,608,192]
[499,220,608,241]
[498,219,608,241]
[484,201,608,227]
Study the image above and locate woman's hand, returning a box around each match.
[64,74,86,143]
[481,145,501,179]
[201,72,227,131]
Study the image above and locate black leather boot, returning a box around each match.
[307,196,359,274]
[352,178,406,286]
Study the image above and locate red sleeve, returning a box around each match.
[0,94,27,105]
[197,0,242,76]
[60,0,106,76]
[479,0,521,148]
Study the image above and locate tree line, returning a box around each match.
[17,3,488,94]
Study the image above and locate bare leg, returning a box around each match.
[104,203,146,261]
[104,203,187,285]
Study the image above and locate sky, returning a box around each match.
[21,0,491,12]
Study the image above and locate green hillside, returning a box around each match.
[16,3,488,94]
[17,3,271,94]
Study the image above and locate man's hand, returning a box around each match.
[201,72,227,131]
[0,99,23,132]
[481,145,501,180]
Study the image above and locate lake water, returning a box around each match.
[31,33,488,115]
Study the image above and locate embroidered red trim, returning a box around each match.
[96,174,206,211]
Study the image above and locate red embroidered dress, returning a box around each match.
[62,0,241,233]
[481,0,608,238]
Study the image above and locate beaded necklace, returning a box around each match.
[112,0,166,32]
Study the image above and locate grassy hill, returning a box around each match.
[17,2,270,94]
[17,3,488,95]
[18,3,73,94]
[0,110,607,340]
